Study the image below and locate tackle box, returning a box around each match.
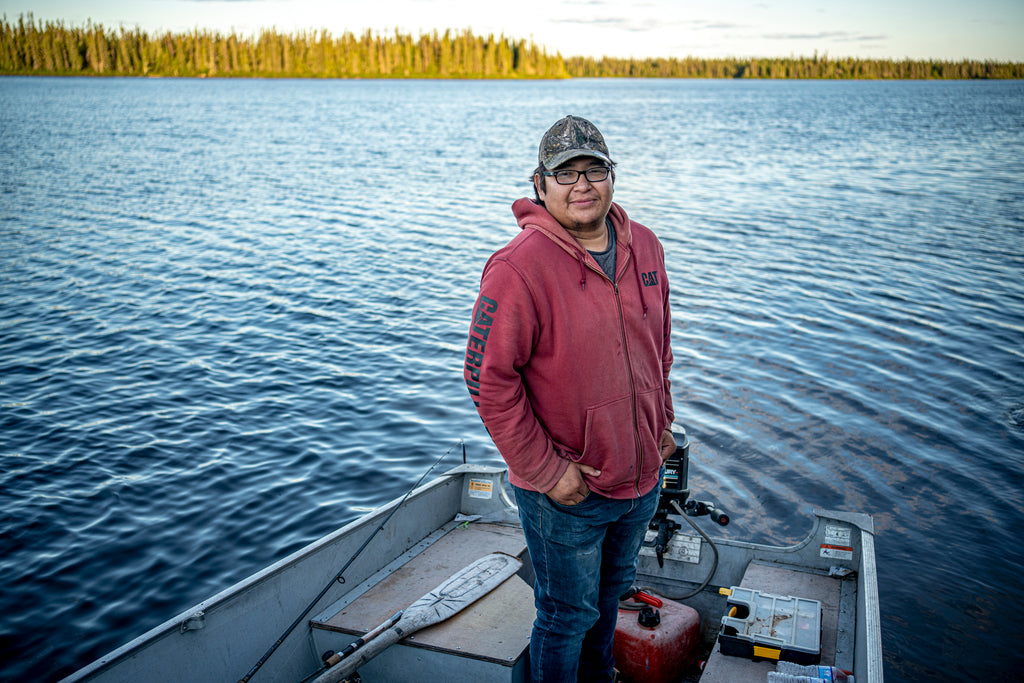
[717,586,822,664]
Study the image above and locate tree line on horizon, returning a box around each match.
[0,15,569,79]
[2,15,1022,80]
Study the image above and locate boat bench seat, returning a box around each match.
[311,521,534,682]
[698,561,846,683]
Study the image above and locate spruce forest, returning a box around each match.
[2,15,1022,80]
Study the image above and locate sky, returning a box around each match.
[2,0,1023,62]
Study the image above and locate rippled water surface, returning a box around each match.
[2,77,1023,682]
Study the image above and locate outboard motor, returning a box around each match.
[647,429,729,567]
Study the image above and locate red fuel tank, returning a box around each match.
[613,594,701,683]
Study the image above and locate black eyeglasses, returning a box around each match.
[543,167,611,185]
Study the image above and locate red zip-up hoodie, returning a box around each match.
[465,198,674,499]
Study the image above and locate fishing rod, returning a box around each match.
[298,610,403,683]
[237,440,462,683]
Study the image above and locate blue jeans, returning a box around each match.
[514,482,660,683]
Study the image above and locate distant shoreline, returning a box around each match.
[3,15,1022,80]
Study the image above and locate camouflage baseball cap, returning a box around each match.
[538,115,612,170]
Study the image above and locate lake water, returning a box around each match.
[1,76,1022,682]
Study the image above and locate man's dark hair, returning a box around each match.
[531,160,616,204]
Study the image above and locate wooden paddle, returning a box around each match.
[311,551,523,683]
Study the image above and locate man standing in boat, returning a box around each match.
[465,115,676,682]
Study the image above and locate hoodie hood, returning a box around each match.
[512,197,633,256]
[511,198,648,317]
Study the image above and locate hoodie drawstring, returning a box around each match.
[577,244,648,320]
[630,245,649,319]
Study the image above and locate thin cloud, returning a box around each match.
[551,16,663,32]
[693,22,746,31]
[764,31,889,43]
[552,14,743,33]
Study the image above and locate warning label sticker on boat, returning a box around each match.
[639,530,701,564]
[467,479,493,499]
[821,525,854,560]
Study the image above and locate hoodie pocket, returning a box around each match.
[579,388,666,483]
[634,385,668,456]
[580,394,637,479]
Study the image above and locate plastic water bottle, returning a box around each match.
[770,661,855,682]
[767,674,822,683]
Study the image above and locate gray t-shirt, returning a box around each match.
[588,217,617,281]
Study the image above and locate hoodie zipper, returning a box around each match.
[608,256,644,499]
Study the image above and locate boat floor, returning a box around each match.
[310,519,847,682]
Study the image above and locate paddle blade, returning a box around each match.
[313,552,522,683]
[403,551,523,628]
